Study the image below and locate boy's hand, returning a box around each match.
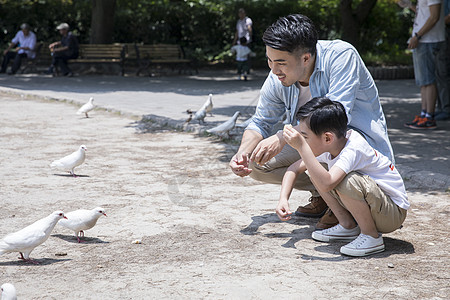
[276,199,293,221]
[283,125,304,150]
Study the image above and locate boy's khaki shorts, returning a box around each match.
[329,172,407,233]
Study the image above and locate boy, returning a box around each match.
[277,97,409,257]
[230,37,255,81]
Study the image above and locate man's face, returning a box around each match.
[238,10,245,19]
[22,29,30,36]
[266,46,311,87]
[59,28,68,35]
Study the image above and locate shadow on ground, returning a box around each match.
[52,234,109,244]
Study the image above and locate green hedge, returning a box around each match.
[0,0,414,66]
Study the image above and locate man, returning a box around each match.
[229,14,394,229]
[435,0,450,120]
[46,23,79,76]
[402,0,447,128]
[232,8,253,46]
[0,23,36,75]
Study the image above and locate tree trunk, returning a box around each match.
[90,0,116,44]
[340,0,377,50]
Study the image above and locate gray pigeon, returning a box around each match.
[50,145,86,177]
[235,115,253,128]
[77,97,95,118]
[0,211,67,262]
[1,283,17,300]
[58,207,107,243]
[207,111,241,138]
[191,107,207,124]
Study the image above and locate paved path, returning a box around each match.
[0,70,448,189]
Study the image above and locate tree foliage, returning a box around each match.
[0,0,414,65]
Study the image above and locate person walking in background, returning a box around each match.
[45,23,79,77]
[0,23,36,75]
[231,37,256,81]
[400,0,447,129]
[232,8,253,46]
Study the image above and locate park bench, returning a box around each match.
[68,44,126,76]
[132,43,197,76]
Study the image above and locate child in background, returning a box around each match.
[231,37,255,81]
[277,97,409,257]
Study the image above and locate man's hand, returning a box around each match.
[282,125,304,150]
[276,199,292,221]
[229,152,252,177]
[250,132,285,166]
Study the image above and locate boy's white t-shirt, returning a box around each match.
[317,130,409,210]
[231,45,254,61]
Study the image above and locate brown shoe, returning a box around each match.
[295,196,328,217]
[315,208,339,229]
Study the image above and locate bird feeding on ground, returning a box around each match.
[1,283,17,300]
[0,211,67,263]
[207,111,241,138]
[50,145,86,177]
[58,207,107,243]
[186,94,214,124]
[77,97,96,118]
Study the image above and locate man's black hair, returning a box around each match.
[297,97,348,138]
[262,14,318,56]
[239,36,247,45]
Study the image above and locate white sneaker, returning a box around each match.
[312,224,360,242]
[340,233,385,257]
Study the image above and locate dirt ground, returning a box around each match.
[0,93,449,299]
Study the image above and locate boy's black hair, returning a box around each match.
[297,97,348,138]
[239,36,247,45]
[262,14,318,56]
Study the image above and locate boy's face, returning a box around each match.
[266,46,312,87]
[298,121,327,157]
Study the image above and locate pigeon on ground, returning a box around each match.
[0,211,67,263]
[58,207,107,243]
[50,145,86,177]
[1,283,17,300]
[235,115,253,128]
[207,111,241,138]
[77,97,95,118]
[201,94,213,116]
[191,107,207,124]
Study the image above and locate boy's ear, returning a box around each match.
[323,132,334,144]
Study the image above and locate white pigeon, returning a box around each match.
[1,283,17,300]
[201,94,213,116]
[58,207,107,243]
[207,111,241,138]
[50,145,86,177]
[77,97,95,118]
[0,211,67,263]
